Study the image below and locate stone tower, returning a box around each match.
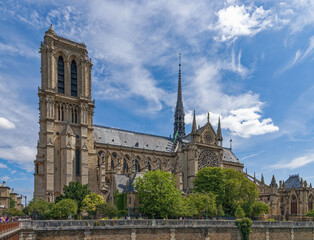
[34,26,95,201]
[174,54,185,142]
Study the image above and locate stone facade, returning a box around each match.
[18,220,314,240]
[33,27,244,209]
[247,173,314,219]
[0,182,24,211]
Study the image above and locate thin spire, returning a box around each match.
[192,110,197,134]
[174,53,185,141]
[217,117,223,143]
[207,112,210,123]
[261,174,264,184]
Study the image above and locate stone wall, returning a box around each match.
[18,220,314,240]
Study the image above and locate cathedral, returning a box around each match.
[34,27,313,218]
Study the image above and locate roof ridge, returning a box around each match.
[94,124,173,141]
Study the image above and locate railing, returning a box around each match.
[0,222,19,234]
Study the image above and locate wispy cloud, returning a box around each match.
[268,153,314,170]
[278,36,314,73]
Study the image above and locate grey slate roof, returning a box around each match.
[114,174,129,194]
[284,174,301,189]
[222,148,240,163]
[94,125,174,152]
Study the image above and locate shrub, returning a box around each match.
[306,209,314,217]
[236,217,253,240]
[235,206,245,218]
[49,199,78,219]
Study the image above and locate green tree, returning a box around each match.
[193,167,226,205]
[26,198,53,219]
[306,209,314,217]
[193,167,260,217]
[9,197,15,208]
[56,181,91,211]
[49,199,78,219]
[98,202,119,218]
[81,193,105,218]
[236,217,252,240]
[189,193,216,218]
[135,170,181,218]
[250,201,269,217]
[235,205,245,218]
[4,208,24,216]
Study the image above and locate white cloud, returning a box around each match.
[210,4,274,42]
[269,153,314,170]
[0,176,10,182]
[0,163,7,168]
[0,117,15,129]
[0,146,35,172]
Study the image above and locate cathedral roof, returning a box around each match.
[94,125,174,153]
[222,148,240,163]
[284,174,301,189]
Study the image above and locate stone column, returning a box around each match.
[291,228,294,240]
[131,229,136,240]
[170,229,176,240]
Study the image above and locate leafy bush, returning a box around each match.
[236,217,253,240]
[235,206,245,218]
[81,193,105,218]
[49,199,78,219]
[306,209,314,217]
[26,198,53,219]
[98,202,119,218]
[268,218,275,222]
[4,208,24,216]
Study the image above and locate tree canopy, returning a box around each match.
[56,181,91,211]
[25,198,53,219]
[135,170,181,218]
[81,193,105,218]
[49,199,78,219]
[193,167,267,217]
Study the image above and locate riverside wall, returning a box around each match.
[18,220,314,240]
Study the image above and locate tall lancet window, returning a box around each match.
[71,60,78,97]
[75,149,80,176]
[57,56,65,94]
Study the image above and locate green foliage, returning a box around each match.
[268,218,275,222]
[135,170,181,218]
[115,192,126,210]
[26,198,53,219]
[98,202,119,218]
[306,209,314,217]
[56,181,91,211]
[189,193,216,218]
[194,167,260,217]
[193,167,226,205]
[81,193,105,218]
[251,201,269,217]
[236,217,253,240]
[216,204,225,217]
[9,197,15,208]
[49,199,78,219]
[235,206,245,218]
[4,208,24,216]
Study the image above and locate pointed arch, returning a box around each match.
[147,161,151,171]
[135,157,141,172]
[291,195,297,215]
[309,194,313,211]
[57,56,65,94]
[75,149,80,176]
[71,60,78,97]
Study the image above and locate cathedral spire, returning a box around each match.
[174,53,185,142]
[192,110,197,134]
[217,117,223,146]
[271,175,277,186]
[261,174,265,184]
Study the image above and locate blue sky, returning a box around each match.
[0,0,314,201]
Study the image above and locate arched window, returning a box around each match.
[147,161,151,171]
[75,149,80,176]
[111,153,116,171]
[309,195,313,211]
[291,195,297,215]
[123,159,128,174]
[57,56,65,94]
[135,159,140,172]
[71,60,77,97]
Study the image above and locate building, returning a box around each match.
[0,182,24,211]
[34,26,243,207]
[34,27,313,218]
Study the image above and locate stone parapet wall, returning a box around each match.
[18,220,314,240]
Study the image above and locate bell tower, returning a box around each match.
[34,26,95,201]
